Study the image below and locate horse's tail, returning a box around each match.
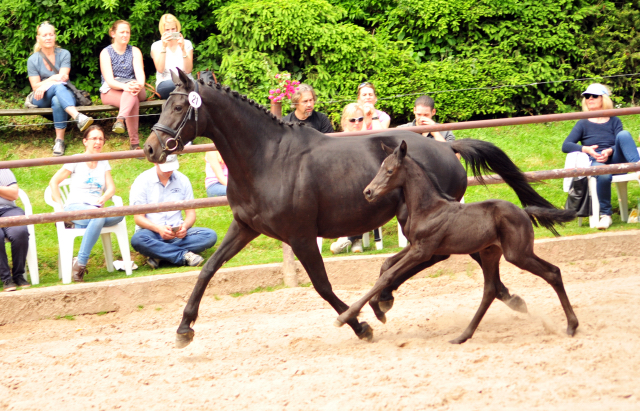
[524,207,577,237]
[450,139,556,210]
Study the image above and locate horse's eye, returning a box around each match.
[387,169,393,175]
[174,105,183,112]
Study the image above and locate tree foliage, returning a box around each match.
[1,0,639,123]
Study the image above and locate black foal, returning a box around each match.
[336,141,579,344]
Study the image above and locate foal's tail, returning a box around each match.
[524,207,577,237]
[450,138,556,211]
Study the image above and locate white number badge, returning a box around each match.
[188,92,202,108]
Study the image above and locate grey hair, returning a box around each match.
[291,84,317,105]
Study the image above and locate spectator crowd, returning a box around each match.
[2,14,635,291]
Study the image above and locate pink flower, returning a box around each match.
[275,88,281,94]
[275,74,280,79]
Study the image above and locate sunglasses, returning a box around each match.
[583,94,602,100]
[348,116,364,123]
[358,82,374,90]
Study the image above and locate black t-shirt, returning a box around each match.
[282,111,334,133]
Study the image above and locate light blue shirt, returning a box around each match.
[129,168,194,231]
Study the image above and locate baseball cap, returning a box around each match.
[582,83,609,96]
[158,154,179,172]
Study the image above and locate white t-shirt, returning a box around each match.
[63,160,111,205]
[150,39,194,86]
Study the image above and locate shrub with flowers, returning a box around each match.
[268,72,300,103]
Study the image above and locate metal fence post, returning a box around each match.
[271,101,298,288]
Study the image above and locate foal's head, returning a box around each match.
[364,141,408,202]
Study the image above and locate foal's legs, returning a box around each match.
[469,252,528,314]
[336,246,428,327]
[370,253,450,323]
[506,253,579,336]
[450,245,503,344]
[176,220,259,348]
[289,237,374,341]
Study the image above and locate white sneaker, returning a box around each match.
[351,239,363,253]
[330,237,351,254]
[596,215,612,230]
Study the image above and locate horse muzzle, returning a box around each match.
[363,186,379,203]
[143,133,168,164]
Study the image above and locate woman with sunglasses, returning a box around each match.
[562,83,640,230]
[27,21,94,156]
[49,125,124,282]
[356,82,390,130]
[330,103,383,254]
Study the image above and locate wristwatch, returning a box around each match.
[371,116,379,120]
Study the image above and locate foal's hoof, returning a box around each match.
[375,312,387,324]
[175,330,195,349]
[507,294,528,314]
[357,322,374,342]
[448,334,469,345]
[567,321,579,337]
[379,298,394,314]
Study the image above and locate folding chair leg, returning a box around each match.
[589,176,600,228]
[362,232,370,248]
[398,221,408,248]
[59,243,74,284]
[615,181,629,223]
[26,228,39,285]
[114,228,133,276]
[317,237,323,253]
[101,233,114,272]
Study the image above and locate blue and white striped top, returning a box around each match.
[101,44,135,84]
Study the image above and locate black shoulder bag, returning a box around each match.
[564,177,591,217]
[39,51,92,106]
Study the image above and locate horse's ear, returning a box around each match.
[176,68,192,90]
[398,140,407,161]
[170,70,181,86]
[381,142,394,155]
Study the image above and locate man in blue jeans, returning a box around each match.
[130,155,217,269]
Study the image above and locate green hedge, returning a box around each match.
[1,0,639,124]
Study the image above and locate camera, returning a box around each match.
[169,32,180,40]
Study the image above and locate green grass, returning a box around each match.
[3,106,640,290]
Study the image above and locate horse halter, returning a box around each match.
[151,80,200,152]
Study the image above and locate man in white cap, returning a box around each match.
[130,154,217,269]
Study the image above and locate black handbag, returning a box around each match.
[39,52,92,106]
[565,177,591,217]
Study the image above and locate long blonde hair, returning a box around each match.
[33,21,59,53]
[159,14,182,34]
[582,83,614,111]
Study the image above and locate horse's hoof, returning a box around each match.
[379,298,394,313]
[334,319,345,328]
[449,334,469,345]
[175,330,195,349]
[357,322,374,342]
[375,312,387,324]
[567,322,579,337]
[507,294,528,314]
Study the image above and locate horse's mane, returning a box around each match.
[196,78,308,129]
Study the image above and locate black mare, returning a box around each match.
[144,69,559,347]
[335,141,579,343]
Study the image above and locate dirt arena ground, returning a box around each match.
[1,247,639,410]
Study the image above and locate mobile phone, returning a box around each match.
[171,225,180,233]
[169,32,180,40]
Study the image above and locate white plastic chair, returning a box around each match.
[3,189,39,285]
[44,179,132,284]
[564,151,640,228]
